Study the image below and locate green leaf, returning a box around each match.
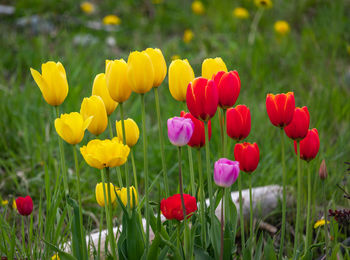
[254,234,263,260]
[147,233,161,260]
[126,210,145,260]
[42,239,77,260]
[194,246,212,260]
[210,216,221,259]
[263,238,277,260]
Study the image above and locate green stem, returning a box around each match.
[248,9,264,45]
[279,129,286,259]
[108,116,114,138]
[249,174,253,247]
[220,188,224,260]
[97,207,103,260]
[131,150,139,193]
[294,141,301,256]
[197,148,206,248]
[238,169,245,249]
[223,109,227,157]
[21,217,25,257]
[323,181,329,256]
[187,146,196,197]
[204,122,215,222]
[177,147,186,219]
[219,109,224,157]
[305,163,312,252]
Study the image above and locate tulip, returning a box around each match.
[214,158,240,187]
[284,106,310,141]
[144,48,167,87]
[30,61,69,106]
[80,95,108,136]
[127,51,154,94]
[226,105,251,141]
[319,159,328,180]
[105,59,132,103]
[234,142,260,173]
[80,137,130,169]
[294,128,320,162]
[95,182,116,207]
[266,92,295,128]
[186,77,219,121]
[160,194,197,221]
[116,186,138,209]
[92,73,118,116]
[213,70,241,109]
[116,118,140,147]
[201,57,227,79]
[180,111,211,148]
[168,59,195,101]
[15,196,33,216]
[54,112,92,145]
[167,117,194,146]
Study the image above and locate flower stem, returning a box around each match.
[187,146,196,197]
[218,109,224,157]
[177,147,186,219]
[305,163,312,252]
[248,9,264,45]
[108,116,114,138]
[131,150,139,193]
[279,129,286,259]
[249,174,253,247]
[294,141,301,256]
[21,216,25,257]
[97,206,103,260]
[323,181,329,256]
[223,109,227,157]
[220,188,224,260]
[197,148,206,248]
[238,168,245,249]
[204,122,215,224]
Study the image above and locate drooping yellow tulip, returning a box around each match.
[116,186,138,208]
[30,61,69,106]
[116,118,140,147]
[201,57,227,79]
[127,51,154,94]
[54,112,92,145]
[80,137,130,169]
[92,73,118,116]
[105,59,132,103]
[95,182,117,207]
[80,95,108,136]
[168,59,195,101]
[144,48,167,87]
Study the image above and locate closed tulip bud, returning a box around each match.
[127,51,154,94]
[284,106,310,141]
[161,194,197,221]
[234,142,260,173]
[95,182,116,207]
[15,196,33,216]
[80,95,108,136]
[186,77,219,121]
[226,105,251,141]
[30,61,69,106]
[202,57,227,79]
[266,92,295,128]
[54,112,92,145]
[180,111,211,148]
[167,117,194,146]
[168,59,195,101]
[294,128,320,162]
[116,186,138,208]
[92,73,118,115]
[144,48,167,87]
[319,159,328,180]
[116,118,140,147]
[214,158,240,187]
[105,59,132,103]
[213,70,241,108]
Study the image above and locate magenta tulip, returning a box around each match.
[167,117,194,146]
[214,158,240,187]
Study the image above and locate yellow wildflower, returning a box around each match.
[254,0,273,9]
[183,29,194,44]
[1,200,8,206]
[12,200,17,210]
[191,1,205,15]
[314,219,330,229]
[51,253,60,260]
[233,7,249,19]
[103,15,121,25]
[274,20,290,36]
[80,2,95,14]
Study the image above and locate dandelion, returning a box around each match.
[183,29,194,43]
[103,15,121,25]
[274,20,290,36]
[233,7,250,19]
[80,2,95,14]
[254,0,273,9]
[191,1,205,15]
[314,219,330,229]
[1,200,8,206]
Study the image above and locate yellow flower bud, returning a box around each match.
[30,61,69,106]
[168,59,195,102]
[103,14,121,25]
[201,57,227,79]
[12,200,17,210]
[116,118,140,147]
[80,137,130,169]
[80,95,108,136]
[92,73,118,116]
[95,182,117,207]
[116,186,138,209]
[183,29,194,44]
[274,20,290,36]
[144,48,167,87]
[80,2,95,14]
[54,112,92,145]
[127,51,155,94]
[191,1,205,15]
[233,7,249,19]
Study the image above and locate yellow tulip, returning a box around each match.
[80,95,108,136]
[201,57,227,79]
[116,186,138,208]
[12,200,17,210]
[105,59,132,103]
[127,51,154,94]
[274,20,290,36]
[144,48,167,87]
[80,137,130,169]
[116,118,140,147]
[30,61,69,106]
[168,59,195,101]
[95,182,117,207]
[92,73,118,116]
[191,1,205,15]
[54,112,92,145]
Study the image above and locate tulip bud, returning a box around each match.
[116,186,138,208]
[319,159,328,180]
[226,105,251,141]
[294,128,320,162]
[15,196,33,216]
[92,73,118,115]
[160,194,197,221]
[167,117,194,146]
[144,48,167,87]
[80,95,108,136]
[30,61,69,106]
[284,106,310,141]
[234,142,260,173]
[214,158,240,187]
[116,118,140,147]
[266,92,295,128]
[201,57,227,79]
[95,182,116,207]
[55,112,92,145]
[213,70,241,109]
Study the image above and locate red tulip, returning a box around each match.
[186,77,218,121]
[234,142,260,173]
[294,128,320,162]
[160,193,197,221]
[213,70,240,109]
[15,196,33,216]
[266,92,295,128]
[284,106,310,141]
[226,105,251,141]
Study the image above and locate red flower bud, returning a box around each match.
[284,106,310,141]
[266,92,295,128]
[226,105,251,141]
[160,193,197,221]
[294,128,320,162]
[186,77,218,121]
[234,142,260,173]
[319,159,328,180]
[15,196,33,216]
[213,70,240,109]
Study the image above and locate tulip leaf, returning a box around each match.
[224,189,238,242]
[210,216,221,259]
[127,210,145,260]
[42,239,77,260]
[147,232,161,260]
[263,237,277,260]
[193,247,212,260]
[254,234,264,260]
[117,214,128,260]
